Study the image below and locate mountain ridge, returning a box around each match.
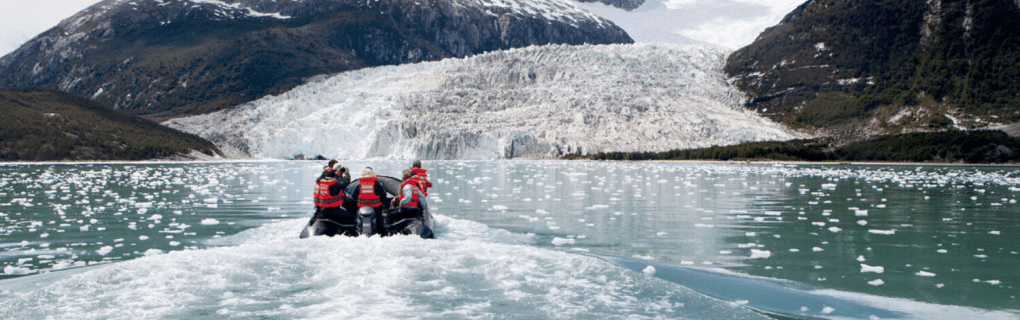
[725,0,1020,141]
[0,0,633,119]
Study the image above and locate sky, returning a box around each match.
[0,0,100,56]
[0,0,805,56]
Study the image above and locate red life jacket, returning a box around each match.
[411,167,431,196]
[399,178,421,208]
[357,177,382,207]
[313,179,343,208]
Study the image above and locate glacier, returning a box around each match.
[165,43,809,160]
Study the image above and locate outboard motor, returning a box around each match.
[358,206,376,236]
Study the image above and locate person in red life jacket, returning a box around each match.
[312,169,353,226]
[317,159,341,182]
[411,160,432,196]
[349,167,390,233]
[394,168,429,222]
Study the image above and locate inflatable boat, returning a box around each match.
[300,175,434,239]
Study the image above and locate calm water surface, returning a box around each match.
[0,160,1017,319]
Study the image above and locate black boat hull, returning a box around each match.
[301,175,434,239]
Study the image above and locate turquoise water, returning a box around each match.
[0,161,1017,319]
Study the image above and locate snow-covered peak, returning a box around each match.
[185,0,292,19]
[165,43,808,160]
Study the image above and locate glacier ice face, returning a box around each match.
[165,43,809,160]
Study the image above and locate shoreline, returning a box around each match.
[3,158,1020,168]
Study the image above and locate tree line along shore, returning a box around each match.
[567,130,1020,165]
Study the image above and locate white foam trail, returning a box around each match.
[0,217,766,319]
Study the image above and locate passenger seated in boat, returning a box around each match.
[350,167,390,232]
[318,160,350,189]
[389,168,428,223]
[411,160,432,196]
[313,169,354,225]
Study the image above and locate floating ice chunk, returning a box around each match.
[821,183,837,190]
[169,241,181,246]
[868,279,884,286]
[535,209,549,214]
[811,221,826,227]
[2,265,32,275]
[643,265,656,276]
[492,205,508,210]
[854,210,868,216]
[813,247,824,252]
[148,214,163,221]
[916,271,937,277]
[860,264,885,273]
[96,246,113,256]
[200,218,220,225]
[745,232,757,237]
[857,220,868,226]
[936,283,945,288]
[764,211,781,216]
[937,249,948,253]
[828,227,841,233]
[986,280,1002,285]
[750,249,771,259]
[551,237,575,246]
[989,230,1001,235]
[139,235,150,240]
[144,249,163,256]
[821,306,835,314]
[868,229,895,235]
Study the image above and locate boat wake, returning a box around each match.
[2,214,1016,319]
[0,215,767,319]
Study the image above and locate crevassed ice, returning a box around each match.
[166,43,807,160]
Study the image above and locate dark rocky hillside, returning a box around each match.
[0,88,222,161]
[0,0,632,120]
[725,0,1020,141]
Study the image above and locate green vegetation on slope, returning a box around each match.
[725,0,1020,136]
[0,89,222,161]
[571,131,1020,164]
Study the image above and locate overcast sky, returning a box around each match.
[0,0,805,56]
[0,0,101,56]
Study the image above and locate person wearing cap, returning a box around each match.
[349,167,390,234]
[410,160,432,196]
[317,160,350,190]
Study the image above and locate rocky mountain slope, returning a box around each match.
[0,88,221,161]
[0,0,632,119]
[725,0,1020,140]
[165,43,806,160]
